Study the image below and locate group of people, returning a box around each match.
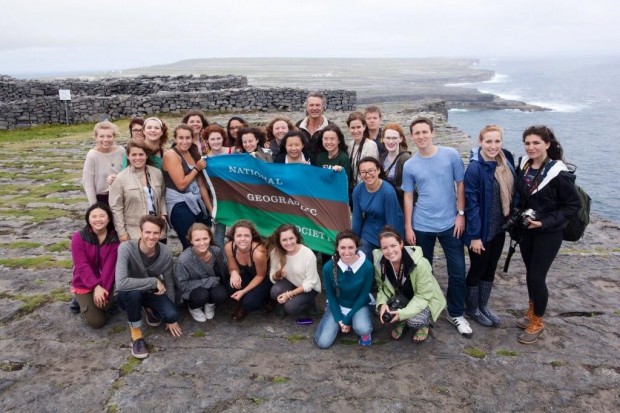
[73,91,581,359]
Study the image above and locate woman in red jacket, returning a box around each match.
[71,202,120,328]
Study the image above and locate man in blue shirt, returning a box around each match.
[402,117,472,338]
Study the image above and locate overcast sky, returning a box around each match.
[1,0,618,76]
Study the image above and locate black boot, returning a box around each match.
[466,286,492,326]
[479,281,501,326]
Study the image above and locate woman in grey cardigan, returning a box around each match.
[175,223,228,322]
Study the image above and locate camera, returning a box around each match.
[382,292,410,323]
[502,208,537,233]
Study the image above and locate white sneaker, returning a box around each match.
[204,303,215,320]
[189,306,207,322]
[447,315,473,338]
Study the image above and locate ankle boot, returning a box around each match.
[515,301,534,329]
[479,281,501,326]
[466,286,492,326]
[518,314,544,344]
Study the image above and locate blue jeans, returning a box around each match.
[358,238,378,264]
[170,202,212,250]
[415,227,466,317]
[314,305,373,349]
[116,290,179,328]
[213,221,227,249]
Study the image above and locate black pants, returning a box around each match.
[227,274,272,312]
[518,230,563,316]
[188,285,228,309]
[466,232,506,286]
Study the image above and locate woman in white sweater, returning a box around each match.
[82,121,125,205]
[268,224,321,316]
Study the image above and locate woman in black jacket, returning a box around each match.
[512,125,580,344]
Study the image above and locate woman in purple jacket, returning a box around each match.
[71,202,120,328]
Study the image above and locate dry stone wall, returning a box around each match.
[0,74,356,129]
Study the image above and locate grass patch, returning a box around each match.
[191,330,206,338]
[286,333,307,343]
[108,325,126,336]
[17,295,48,313]
[45,240,71,252]
[119,356,142,377]
[432,386,450,395]
[464,347,486,359]
[0,122,96,143]
[5,241,41,249]
[496,349,519,357]
[271,375,289,384]
[111,379,124,391]
[550,360,565,368]
[0,207,71,223]
[49,288,72,302]
[252,398,266,405]
[106,404,119,413]
[613,311,620,316]
[0,256,72,270]
[338,338,359,345]
[506,309,522,318]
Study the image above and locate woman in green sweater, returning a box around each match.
[373,226,446,343]
[315,230,374,349]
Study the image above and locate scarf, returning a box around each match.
[494,151,515,216]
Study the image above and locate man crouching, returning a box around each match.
[115,215,181,359]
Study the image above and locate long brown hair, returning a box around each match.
[268,224,303,279]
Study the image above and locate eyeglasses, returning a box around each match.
[131,129,143,133]
[359,169,377,176]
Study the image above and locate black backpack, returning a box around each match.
[563,164,591,242]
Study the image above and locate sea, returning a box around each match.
[447,56,620,224]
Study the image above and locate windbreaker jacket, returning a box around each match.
[514,156,581,232]
[373,246,446,322]
[464,148,516,245]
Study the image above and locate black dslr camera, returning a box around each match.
[502,208,537,233]
[382,292,410,323]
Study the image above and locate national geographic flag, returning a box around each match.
[205,154,349,254]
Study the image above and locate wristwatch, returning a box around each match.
[457,210,465,216]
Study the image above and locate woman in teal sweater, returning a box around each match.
[373,226,446,343]
[315,230,374,349]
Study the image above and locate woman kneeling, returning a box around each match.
[268,224,321,316]
[175,224,228,322]
[374,226,446,343]
[315,230,374,349]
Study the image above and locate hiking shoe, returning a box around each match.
[204,303,215,320]
[359,334,372,346]
[447,315,473,338]
[69,298,80,315]
[131,338,149,359]
[189,306,207,322]
[143,307,161,327]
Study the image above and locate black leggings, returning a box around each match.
[519,230,563,317]
[188,285,228,309]
[466,232,506,286]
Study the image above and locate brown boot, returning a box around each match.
[518,314,544,344]
[515,301,534,329]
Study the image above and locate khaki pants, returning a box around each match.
[75,292,110,329]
